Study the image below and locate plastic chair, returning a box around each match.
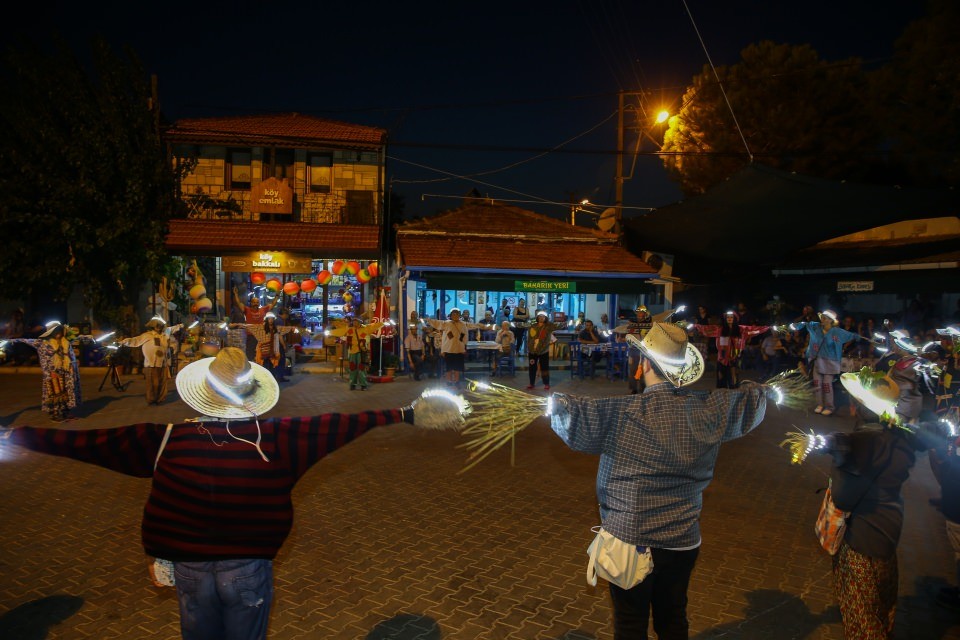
[493,345,516,377]
[607,342,628,380]
[568,340,584,379]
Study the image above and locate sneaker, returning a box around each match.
[814,405,823,414]
[544,385,550,390]
[821,409,833,416]
[526,385,535,390]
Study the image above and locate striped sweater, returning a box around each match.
[9,410,406,561]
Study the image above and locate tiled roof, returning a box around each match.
[400,202,616,240]
[164,113,386,149]
[397,203,654,276]
[398,236,655,276]
[165,220,380,257]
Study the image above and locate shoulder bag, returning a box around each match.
[586,526,654,590]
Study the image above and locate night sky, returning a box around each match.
[4,1,928,221]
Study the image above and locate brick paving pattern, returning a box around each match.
[1,362,959,639]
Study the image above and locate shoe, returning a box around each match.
[526,385,535,390]
[814,405,823,414]
[361,386,367,391]
[350,385,356,390]
[544,385,550,390]
[821,409,833,416]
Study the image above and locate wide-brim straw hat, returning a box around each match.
[39,321,63,338]
[840,372,900,418]
[176,346,279,419]
[626,322,704,387]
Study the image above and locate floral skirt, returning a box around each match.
[833,542,897,639]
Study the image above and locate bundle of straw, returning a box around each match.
[762,369,814,411]
[456,380,549,473]
[780,428,827,464]
[410,389,472,431]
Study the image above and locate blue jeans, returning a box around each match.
[608,546,699,640]
[175,558,273,640]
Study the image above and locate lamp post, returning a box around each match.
[614,91,670,237]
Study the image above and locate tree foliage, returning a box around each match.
[661,41,879,195]
[0,37,180,325]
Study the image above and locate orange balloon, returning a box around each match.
[345,261,361,275]
[300,278,317,294]
[367,262,379,278]
[332,260,346,275]
[316,270,332,285]
[250,272,266,285]
[266,278,282,293]
[283,281,300,295]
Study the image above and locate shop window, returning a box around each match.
[226,149,252,190]
[308,153,332,193]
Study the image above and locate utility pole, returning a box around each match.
[615,91,624,239]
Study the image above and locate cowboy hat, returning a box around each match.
[176,347,279,419]
[39,320,64,339]
[626,322,704,387]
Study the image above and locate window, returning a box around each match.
[308,153,332,193]
[344,190,375,224]
[226,149,252,190]
[271,149,295,181]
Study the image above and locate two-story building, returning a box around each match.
[163,113,387,329]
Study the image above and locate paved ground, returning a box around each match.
[1,360,959,639]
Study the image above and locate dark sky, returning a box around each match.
[5,1,928,221]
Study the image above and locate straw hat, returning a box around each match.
[176,347,279,419]
[626,322,704,387]
[840,371,900,419]
[39,320,64,338]
[146,315,166,330]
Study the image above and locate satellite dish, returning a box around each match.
[597,208,618,233]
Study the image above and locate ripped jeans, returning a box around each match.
[175,558,273,640]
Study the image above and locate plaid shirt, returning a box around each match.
[550,382,767,549]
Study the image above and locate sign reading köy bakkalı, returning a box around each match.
[222,252,313,273]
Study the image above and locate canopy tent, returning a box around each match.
[622,164,960,280]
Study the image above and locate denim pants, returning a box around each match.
[608,546,699,640]
[175,558,274,640]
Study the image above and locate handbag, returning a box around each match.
[586,526,654,590]
[814,485,848,555]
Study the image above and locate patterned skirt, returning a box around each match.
[833,542,898,639]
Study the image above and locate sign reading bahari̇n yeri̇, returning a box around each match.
[515,280,577,292]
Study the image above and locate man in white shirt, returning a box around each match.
[424,308,481,386]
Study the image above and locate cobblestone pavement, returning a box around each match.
[1,363,959,639]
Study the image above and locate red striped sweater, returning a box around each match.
[9,410,406,560]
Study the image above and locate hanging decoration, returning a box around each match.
[186,259,213,316]
[316,269,332,285]
[367,262,380,278]
[265,278,282,293]
[331,260,347,275]
[250,272,266,286]
[300,278,317,294]
[345,261,361,275]
[357,268,372,284]
[282,281,300,295]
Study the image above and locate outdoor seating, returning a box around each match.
[606,342,628,381]
[493,345,516,377]
[568,340,585,379]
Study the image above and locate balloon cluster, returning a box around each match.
[245,261,379,303]
[316,261,380,286]
[187,259,213,314]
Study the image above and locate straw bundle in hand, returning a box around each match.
[762,369,814,411]
[457,380,548,473]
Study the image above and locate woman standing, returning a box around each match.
[234,313,296,382]
[512,297,530,354]
[527,311,559,390]
[791,309,861,415]
[693,311,768,388]
[9,320,81,421]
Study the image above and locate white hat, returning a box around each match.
[626,322,704,387]
[146,315,166,329]
[39,320,64,338]
[819,309,838,324]
[176,347,279,419]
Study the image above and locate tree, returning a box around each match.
[0,36,181,326]
[660,42,878,195]
[870,0,960,187]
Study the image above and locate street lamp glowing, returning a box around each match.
[655,110,669,124]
